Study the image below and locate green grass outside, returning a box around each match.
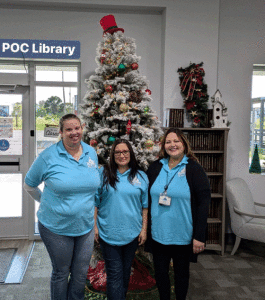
[12,116,60,131]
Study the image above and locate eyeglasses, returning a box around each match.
[114,150,130,157]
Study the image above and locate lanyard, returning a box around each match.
[164,169,179,193]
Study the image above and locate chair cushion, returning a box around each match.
[238,218,265,243]
[226,178,256,223]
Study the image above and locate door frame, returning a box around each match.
[0,85,32,239]
[0,60,81,240]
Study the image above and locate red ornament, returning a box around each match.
[131,63,139,70]
[90,139,98,147]
[145,89,151,95]
[105,85,113,93]
[126,120,132,134]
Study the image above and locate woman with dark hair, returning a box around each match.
[145,128,211,300]
[24,113,100,300]
[95,139,148,300]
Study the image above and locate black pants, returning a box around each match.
[152,239,191,300]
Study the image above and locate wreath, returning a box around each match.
[177,62,209,127]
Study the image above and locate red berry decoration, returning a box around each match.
[131,63,139,70]
[90,139,98,147]
[145,89,151,95]
[105,85,113,93]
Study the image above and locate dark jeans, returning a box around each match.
[38,221,94,300]
[99,237,138,300]
[152,239,191,300]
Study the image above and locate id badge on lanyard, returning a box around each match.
[159,190,172,206]
[158,171,177,206]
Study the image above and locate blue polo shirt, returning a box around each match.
[150,155,193,245]
[25,140,100,236]
[96,168,149,246]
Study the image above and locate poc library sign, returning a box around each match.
[0,39,80,59]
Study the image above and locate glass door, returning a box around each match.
[0,85,30,238]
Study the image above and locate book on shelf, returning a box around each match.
[163,108,184,128]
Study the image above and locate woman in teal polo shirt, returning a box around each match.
[95,139,148,300]
[24,114,100,300]
[145,128,211,300]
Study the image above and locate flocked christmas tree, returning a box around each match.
[80,15,163,170]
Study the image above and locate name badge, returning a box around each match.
[159,192,171,206]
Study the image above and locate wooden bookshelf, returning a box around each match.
[164,127,229,255]
[186,128,229,255]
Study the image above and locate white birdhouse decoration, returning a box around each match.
[211,90,228,128]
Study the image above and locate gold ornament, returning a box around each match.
[120,103,129,112]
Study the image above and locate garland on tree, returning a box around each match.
[177,62,209,127]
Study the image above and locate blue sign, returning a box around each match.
[0,139,10,151]
[0,39,80,59]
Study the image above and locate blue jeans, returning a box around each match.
[38,221,94,300]
[99,237,138,300]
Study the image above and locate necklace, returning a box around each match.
[71,145,82,161]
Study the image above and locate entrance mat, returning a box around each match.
[0,248,16,283]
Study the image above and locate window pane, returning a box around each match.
[35,65,78,82]
[35,86,77,156]
[0,174,22,217]
[0,64,28,73]
[250,65,265,173]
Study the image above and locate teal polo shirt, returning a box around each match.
[96,168,149,246]
[25,140,100,236]
[150,155,193,245]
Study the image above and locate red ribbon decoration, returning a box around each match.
[180,65,204,101]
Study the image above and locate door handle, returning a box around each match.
[0,162,19,165]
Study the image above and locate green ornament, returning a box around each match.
[118,63,126,72]
[144,106,150,114]
[107,135,116,145]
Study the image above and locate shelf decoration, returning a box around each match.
[211,90,229,128]
[177,62,209,127]
[249,144,262,174]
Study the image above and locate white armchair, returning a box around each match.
[226,178,265,255]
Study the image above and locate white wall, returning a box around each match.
[218,0,265,202]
